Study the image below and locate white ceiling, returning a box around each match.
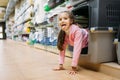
[0,0,9,21]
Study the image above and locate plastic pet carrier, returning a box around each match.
[71,0,120,30]
[70,0,120,63]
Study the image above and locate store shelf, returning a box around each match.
[34,43,73,58]
[15,5,32,20]
[15,17,32,27]
[34,44,46,50]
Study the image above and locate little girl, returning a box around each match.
[53,11,88,75]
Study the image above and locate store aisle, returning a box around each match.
[0,39,119,80]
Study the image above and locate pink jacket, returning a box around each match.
[59,24,88,67]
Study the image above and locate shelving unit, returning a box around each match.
[8,0,34,41]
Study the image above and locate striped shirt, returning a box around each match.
[59,24,88,67]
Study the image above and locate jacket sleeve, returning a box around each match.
[72,30,83,67]
[58,37,68,65]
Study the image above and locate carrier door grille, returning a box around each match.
[106,4,120,27]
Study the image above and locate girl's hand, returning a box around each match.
[69,66,78,75]
[53,67,65,71]
[53,64,65,71]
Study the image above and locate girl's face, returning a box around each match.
[58,12,73,32]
